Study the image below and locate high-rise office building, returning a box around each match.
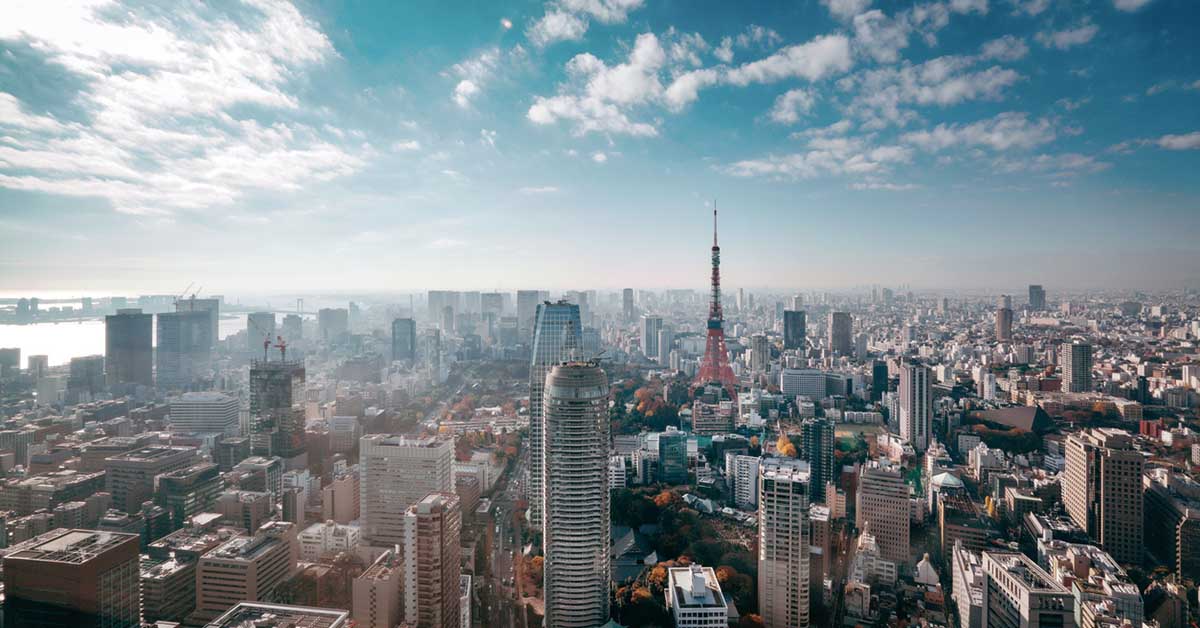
[1061,341,1093,393]
[758,457,811,628]
[640,315,663,359]
[980,552,1074,628]
[0,347,20,379]
[169,391,239,435]
[318,308,349,343]
[404,492,462,628]
[481,292,504,317]
[105,446,197,513]
[856,461,910,564]
[156,310,212,389]
[3,529,141,628]
[543,362,611,628]
[1064,429,1143,565]
[174,296,219,347]
[995,307,1013,342]
[246,311,276,354]
[528,300,581,531]
[391,317,417,363]
[784,310,807,351]
[657,328,673,365]
[1028,284,1046,311]
[871,360,890,402]
[249,360,306,466]
[749,333,770,373]
[282,313,303,340]
[828,311,852,356]
[67,354,106,402]
[517,290,541,342]
[899,361,932,452]
[26,354,48,381]
[359,435,453,546]
[801,417,835,504]
[105,308,152,388]
[622,288,635,323]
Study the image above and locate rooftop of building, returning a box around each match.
[669,565,727,609]
[205,531,286,562]
[173,391,238,403]
[6,528,138,564]
[360,433,447,448]
[205,602,347,628]
[984,551,1067,592]
[141,554,194,580]
[107,445,195,463]
[759,457,810,482]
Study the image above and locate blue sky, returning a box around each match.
[0,0,1198,294]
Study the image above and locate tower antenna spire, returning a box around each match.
[713,201,718,247]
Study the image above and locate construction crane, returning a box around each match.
[273,335,288,361]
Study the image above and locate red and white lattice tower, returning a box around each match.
[696,207,738,394]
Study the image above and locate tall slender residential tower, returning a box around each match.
[404,492,462,628]
[758,458,811,628]
[696,209,738,393]
[528,301,582,532]
[542,362,611,628]
[801,417,835,504]
[899,361,932,452]
[1061,341,1093,393]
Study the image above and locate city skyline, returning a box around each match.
[1,0,1199,292]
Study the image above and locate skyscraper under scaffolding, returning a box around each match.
[250,358,306,469]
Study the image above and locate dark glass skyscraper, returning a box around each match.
[801,417,834,504]
[391,317,416,362]
[528,300,581,531]
[249,360,306,468]
[783,310,807,350]
[105,308,153,389]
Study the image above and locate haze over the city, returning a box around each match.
[1,0,1199,292]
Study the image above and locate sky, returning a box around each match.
[0,0,1198,295]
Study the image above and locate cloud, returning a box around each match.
[1006,0,1049,16]
[822,0,874,20]
[591,151,608,163]
[1157,132,1200,150]
[1055,97,1090,111]
[527,32,665,136]
[453,80,480,107]
[722,135,912,180]
[527,0,644,47]
[428,238,466,249]
[519,186,560,194]
[391,140,422,151]
[500,18,513,29]
[980,35,1029,61]
[769,89,817,124]
[725,35,853,85]
[994,152,1111,177]
[840,54,1023,128]
[1036,21,1099,50]
[714,37,734,63]
[0,0,364,216]
[1113,0,1153,11]
[902,112,1056,151]
[528,10,588,46]
[849,180,921,190]
[480,129,497,148]
[734,25,784,49]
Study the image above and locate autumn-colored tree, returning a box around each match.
[736,614,765,628]
[749,435,760,448]
[654,490,679,508]
[528,556,544,582]
[776,433,798,457]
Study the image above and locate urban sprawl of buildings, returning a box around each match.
[0,219,1199,628]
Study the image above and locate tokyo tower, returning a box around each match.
[696,207,738,393]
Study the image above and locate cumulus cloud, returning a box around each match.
[980,35,1029,61]
[391,140,422,151]
[1157,132,1200,150]
[591,151,609,162]
[714,37,734,63]
[902,112,1056,151]
[1113,0,1153,11]
[518,186,560,193]
[723,135,912,180]
[822,0,874,20]
[994,152,1111,177]
[1036,21,1099,50]
[840,54,1023,128]
[1006,0,1049,16]
[527,0,644,47]
[453,80,481,107]
[0,0,364,216]
[769,89,817,124]
[724,35,853,85]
